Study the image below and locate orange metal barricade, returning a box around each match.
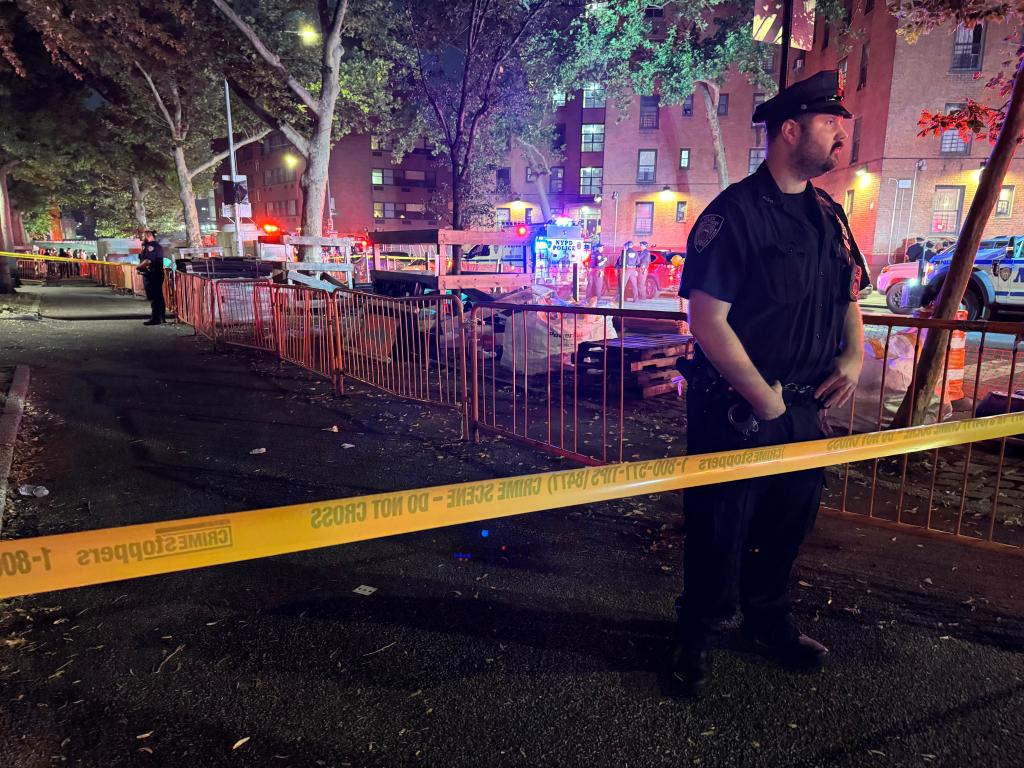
[469,302,694,465]
[174,272,217,340]
[330,289,467,420]
[271,284,336,380]
[213,280,276,353]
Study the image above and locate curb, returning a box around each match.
[0,365,30,538]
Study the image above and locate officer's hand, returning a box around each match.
[752,381,786,421]
[815,355,862,408]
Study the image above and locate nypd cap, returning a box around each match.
[752,70,852,126]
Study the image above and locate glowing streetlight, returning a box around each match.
[283,153,300,169]
[298,25,320,45]
[658,185,674,201]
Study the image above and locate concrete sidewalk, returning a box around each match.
[0,294,1022,767]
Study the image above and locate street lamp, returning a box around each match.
[285,25,320,45]
[283,153,300,169]
[658,185,674,201]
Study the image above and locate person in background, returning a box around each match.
[905,237,925,262]
[586,242,607,301]
[637,241,652,301]
[618,240,641,302]
[138,231,166,325]
[923,240,937,261]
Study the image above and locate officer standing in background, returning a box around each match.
[586,242,608,301]
[673,70,870,697]
[138,230,166,326]
[637,241,652,300]
[618,240,640,302]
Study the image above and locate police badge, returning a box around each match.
[694,214,724,253]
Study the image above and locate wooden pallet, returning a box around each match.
[575,333,693,398]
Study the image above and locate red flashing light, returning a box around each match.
[261,222,281,235]
[516,224,528,236]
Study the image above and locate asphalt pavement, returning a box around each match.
[1,283,1023,768]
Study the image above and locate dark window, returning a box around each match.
[752,93,766,124]
[496,168,511,188]
[526,167,535,183]
[823,23,830,49]
[837,57,848,93]
[552,123,566,150]
[675,201,688,223]
[634,202,654,234]
[932,186,965,233]
[717,93,729,116]
[637,149,657,183]
[843,0,853,23]
[639,95,660,129]
[549,167,564,193]
[679,148,690,169]
[682,94,693,117]
[865,0,874,13]
[939,104,970,155]
[858,43,869,89]
[952,24,984,71]
[851,117,862,163]
[748,147,765,175]
[644,4,664,17]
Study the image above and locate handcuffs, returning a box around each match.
[726,384,820,438]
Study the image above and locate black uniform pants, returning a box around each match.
[144,277,166,322]
[676,387,824,648]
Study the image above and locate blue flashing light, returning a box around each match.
[481,529,490,538]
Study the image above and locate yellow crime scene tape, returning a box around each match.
[1,250,137,268]
[1,412,1022,599]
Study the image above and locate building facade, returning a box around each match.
[215,131,440,237]
[799,9,1024,274]
[218,10,1020,272]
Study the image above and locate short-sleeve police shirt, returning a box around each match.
[679,162,869,386]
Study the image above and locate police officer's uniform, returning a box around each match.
[587,243,608,301]
[140,237,166,325]
[674,71,870,688]
[637,241,652,299]
[619,241,641,301]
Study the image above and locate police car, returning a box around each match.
[919,235,1024,320]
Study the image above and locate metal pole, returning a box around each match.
[885,180,899,264]
[903,159,922,257]
[778,0,793,91]
[224,79,244,260]
[611,191,619,253]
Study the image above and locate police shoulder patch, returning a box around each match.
[694,214,724,253]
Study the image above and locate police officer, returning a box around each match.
[673,70,870,696]
[618,240,640,302]
[138,231,166,325]
[586,242,608,301]
[637,241,652,299]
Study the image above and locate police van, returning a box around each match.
[919,235,1024,320]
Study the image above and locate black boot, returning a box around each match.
[743,625,828,672]
[670,642,711,698]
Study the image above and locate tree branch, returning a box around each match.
[134,61,179,139]
[415,45,454,147]
[189,127,273,179]
[227,78,311,157]
[209,0,319,114]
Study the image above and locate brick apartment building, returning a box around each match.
[796,8,1024,274]
[215,130,440,237]
[217,8,1023,273]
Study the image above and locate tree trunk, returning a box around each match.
[299,116,333,261]
[173,144,202,249]
[0,168,14,294]
[893,59,1024,428]
[131,176,149,232]
[450,164,463,275]
[532,174,552,222]
[699,82,730,191]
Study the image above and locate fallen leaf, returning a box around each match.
[341,443,355,449]
[249,448,266,455]
[323,426,339,432]
[136,732,155,740]
[232,737,251,750]
[797,580,813,588]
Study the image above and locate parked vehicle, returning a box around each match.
[920,235,1023,320]
[876,258,936,313]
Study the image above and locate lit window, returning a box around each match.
[952,24,984,71]
[748,147,765,175]
[581,124,605,152]
[582,84,606,108]
[996,186,1014,217]
[939,104,970,155]
[634,202,654,234]
[679,149,690,169]
[932,186,965,233]
[549,167,565,193]
[580,167,603,196]
[637,150,657,183]
[675,201,688,223]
